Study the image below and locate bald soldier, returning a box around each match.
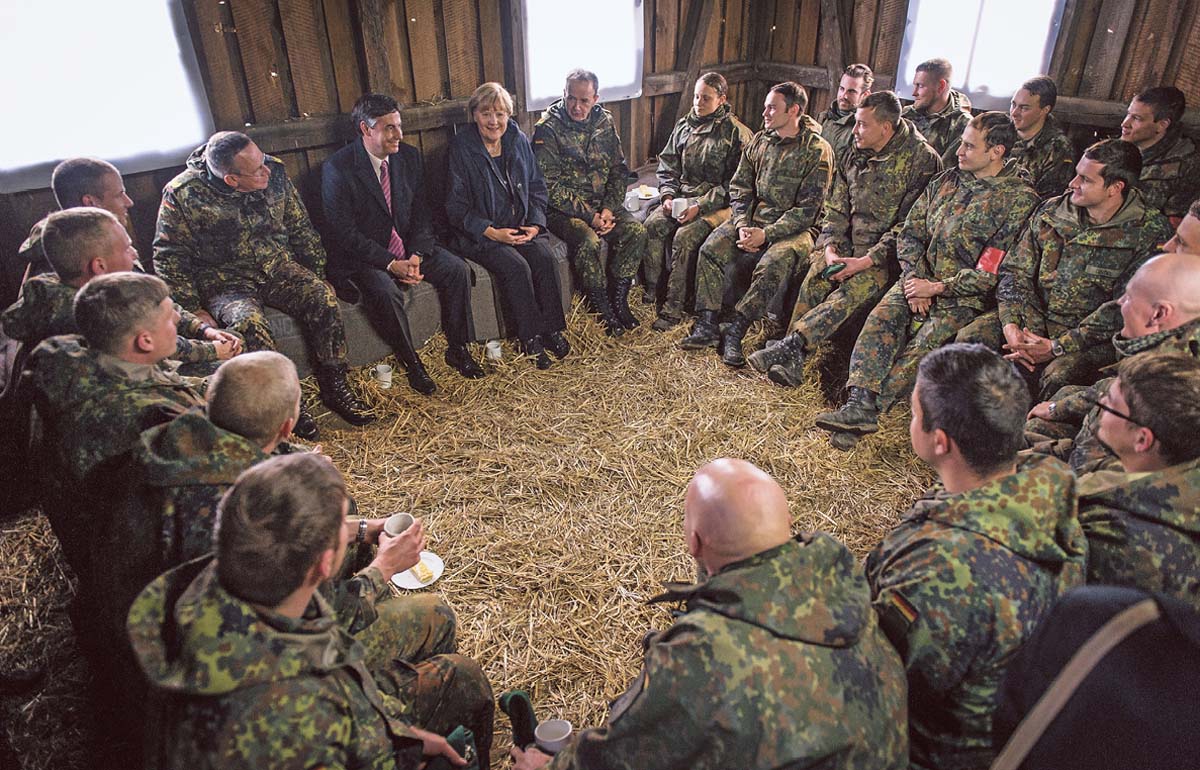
[511,459,908,770]
[1025,252,1200,472]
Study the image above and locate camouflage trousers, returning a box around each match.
[956,310,1119,400]
[1024,382,1119,474]
[642,205,729,319]
[371,645,495,768]
[789,250,893,350]
[848,283,979,410]
[695,218,812,319]
[206,259,347,365]
[545,208,646,292]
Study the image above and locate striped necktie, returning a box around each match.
[379,158,407,260]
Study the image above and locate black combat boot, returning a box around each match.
[545,330,571,359]
[445,344,486,378]
[815,386,880,434]
[405,360,437,395]
[585,287,625,337]
[316,364,376,426]
[610,277,640,330]
[680,310,720,349]
[719,312,753,368]
[521,335,552,369]
[748,332,803,373]
[292,406,320,440]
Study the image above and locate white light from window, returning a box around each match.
[0,0,213,192]
[521,0,645,111]
[896,0,1067,111]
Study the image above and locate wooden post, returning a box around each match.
[507,0,535,133]
[819,0,850,92]
[1078,0,1137,100]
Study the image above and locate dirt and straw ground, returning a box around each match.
[0,299,933,769]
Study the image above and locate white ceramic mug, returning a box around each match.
[485,340,503,360]
[623,190,640,212]
[383,512,415,536]
[534,719,573,754]
[373,363,393,389]
[671,197,690,218]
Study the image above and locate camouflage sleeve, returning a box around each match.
[1057,215,1173,354]
[221,685,356,769]
[942,190,1038,299]
[534,124,596,222]
[763,138,833,243]
[326,566,390,636]
[153,187,205,312]
[548,623,733,770]
[281,175,328,278]
[863,150,944,268]
[172,336,218,363]
[602,126,630,214]
[656,122,685,198]
[176,304,207,338]
[1054,381,1103,423]
[996,213,1043,328]
[895,178,937,278]
[727,145,756,230]
[1034,137,1076,199]
[816,164,852,255]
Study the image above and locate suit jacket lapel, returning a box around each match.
[354,142,391,220]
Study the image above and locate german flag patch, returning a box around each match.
[878,590,920,655]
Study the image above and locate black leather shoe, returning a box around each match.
[521,336,552,370]
[292,407,320,440]
[545,331,571,359]
[316,365,376,426]
[405,362,437,395]
[445,345,486,379]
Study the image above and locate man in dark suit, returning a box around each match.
[322,93,484,394]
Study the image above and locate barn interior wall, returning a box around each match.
[2,0,1197,303]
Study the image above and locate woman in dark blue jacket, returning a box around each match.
[448,82,569,368]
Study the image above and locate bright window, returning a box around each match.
[895,0,1068,111]
[0,0,213,193]
[520,0,645,111]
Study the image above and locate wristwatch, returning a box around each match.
[1050,340,1065,358]
[1047,401,1057,417]
[356,518,368,545]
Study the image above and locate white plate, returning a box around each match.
[637,192,655,200]
[390,551,445,590]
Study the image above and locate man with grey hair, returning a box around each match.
[154,130,374,437]
[534,68,648,336]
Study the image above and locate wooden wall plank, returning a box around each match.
[702,0,724,65]
[851,0,879,65]
[675,0,720,121]
[655,0,678,72]
[477,0,506,84]
[407,0,449,101]
[771,1,798,62]
[443,0,484,97]
[872,0,906,77]
[722,0,747,62]
[230,0,294,122]
[188,0,252,126]
[1078,0,1137,99]
[322,0,364,111]
[279,0,340,116]
[796,0,820,65]
[1113,0,1176,101]
[1168,3,1200,101]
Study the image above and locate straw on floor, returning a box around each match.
[0,298,932,769]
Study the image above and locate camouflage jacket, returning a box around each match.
[153,144,327,312]
[1,272,217,361]
[1138,130,1200,222]
[25,334,205,483]
[129,558,423,770]
[1079,458,1200,612]
[548,533,908,770]
[655,104,752,215]
[729,115,834,242]
[902,89,973,166]
[865,455,1086,770]
[1010,115,1076,199]
[817,117,943,269]
[899,160,1039,312]
[817,105,856,157]
[998,190,1172,354]
[534,99,629,222]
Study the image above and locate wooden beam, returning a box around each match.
[642,62,756,97]
[507,0,533,132]
[756,61,835,90]
[1054,95,1200,134]
[818,0,849,90]
[358,0,392,93]
[1078,0,1137,100]
[246,98,472,154]
[674,0,720,123]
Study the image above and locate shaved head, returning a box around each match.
[1120,253,1200,337]
[684,459,792,575]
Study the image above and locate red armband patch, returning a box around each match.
[976,247,1006,274]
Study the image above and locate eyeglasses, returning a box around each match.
[1081,393,1142,427]
[347,496,359,517]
